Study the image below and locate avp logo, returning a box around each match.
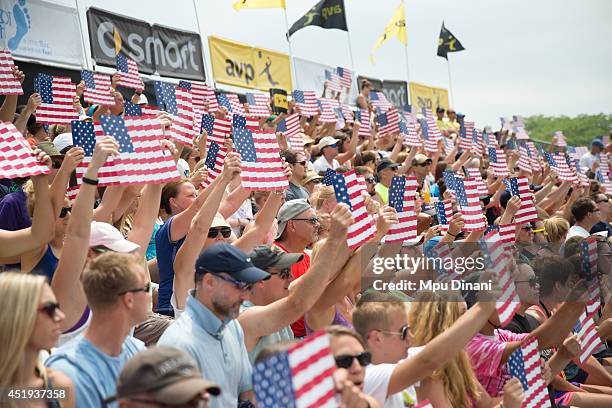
[96,22,200,71]
[225,58,255,85]
[321,5,343,19]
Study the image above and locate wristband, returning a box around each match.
[447,231,457,237]
[82,177,99,186]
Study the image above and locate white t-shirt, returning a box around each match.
[313,156,339,174]
[566,225,590,241]
[363,346,424,408]
[579,152,599,170]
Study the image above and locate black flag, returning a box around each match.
[437,22,465,59]
[288,0,348,37]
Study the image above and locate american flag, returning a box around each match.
[370,91,392,112]
[246,92,271,117]
[292,90,318,117]
[317,98,338,123]
[488,147,510,177]
[341,104,354,124]
[124,101,143,117]
[576,312,604,364]
[178,80,219,113]
[472,128,484,156]
[595,168,612,195]
[115,54,142,90]
[526,142,542,172]
[336,66,353,89]
[354,110,371,138]
[499,223,517,244]
[443,170,457,197]
[552,153,576,182]
[200,114,230,187]
[324,69,342,93]
[232,114,260,132]
[518,145,532,174]
[454,176,486,231]
[570,158,590,187]
[554,131,567,147]
[81,70,114,106]
[464,167,488,197]
[72,116,179,186]
[503,177,538,225]
[512,115,530,140]
[507,337,550,408]
[233,128,288,191]
[330,169,377,248]
[217,93,246,116]
[427,240,462,281]
[419,118,439,153]
[155,82,195,146]
[252,331,336,408]
[434,199,453,234]
[0,122,50,178]
[399,118,421,147]
[385,176,419,243]
[34,74,78,125]
[0,49,23,95]
[580,237,600,318]
[459,119,474,151]
[277,113,303,152]
[480,230,520,326]
[423,108,442,140]
[378,108,400,135]
[201,140,228,188]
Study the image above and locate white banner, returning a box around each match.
[0,0,84,66]
[293,56,358,105]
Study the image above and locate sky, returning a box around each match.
[75,0,612,127]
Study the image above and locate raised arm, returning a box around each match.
[51,137,119,331]
[239,204,353,351]
[0,66,23,121]
[336,123,360,165]
[49,147,84,215]
[13,93,41,135]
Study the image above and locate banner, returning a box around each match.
[409,82,449,112]
[382,80,408,110]
[357,75,383,92]
[294,57,357,103]
[208,35,291,92]
[87,7,205,80]
[0,0,84,66]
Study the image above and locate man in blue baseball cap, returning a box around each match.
[158,242,270,408]
[579,138,604,170]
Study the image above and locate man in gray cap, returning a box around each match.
[579,138,604,170]
[106,347,220,407]
[272,198,319,337]
[238,204,352,362]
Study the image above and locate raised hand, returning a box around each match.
[76,80,86,97]
[560,334,581,359]
[447,213,464,237]
[502,377,525,408]
[504,195,522,218]
[328,203,352,241]
[375,206,399,237]
[12,66,24,83]
[111,73,120,89]
[89,136,120,171]
[25,93,41,114]
[221,152,241,182]
[61,147,85,173]
[32,148,52,170]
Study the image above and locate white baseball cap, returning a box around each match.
[53,133,74,154]
[89,221,140,253]
[137,94,149,105]
[317,136,338,149]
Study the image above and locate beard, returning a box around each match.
[211,296,242,320]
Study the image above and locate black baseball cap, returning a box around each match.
[249,245,303,270]
[195,243,270,283]
[376,158,399,174]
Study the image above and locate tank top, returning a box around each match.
[31,245,58,282]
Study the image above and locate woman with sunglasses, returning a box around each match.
[0,272,75,408]
[537,216,570,256]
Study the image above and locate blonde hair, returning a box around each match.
[408,291,481,408]
[353,300,406,341]
[0,273,47,401]
[544,216,570,244]
[23,179,35,217]
[310,186,334,210]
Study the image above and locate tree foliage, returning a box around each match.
[524,113,612,146]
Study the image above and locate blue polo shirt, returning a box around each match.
[158,290,253,408]
[155,216,185,313]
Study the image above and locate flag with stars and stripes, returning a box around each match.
[277,113,303,152]
[0,49,23,95]
[0,122,50,178]
[336,66,352,89]
[434,199,453,234]
[580,236,599,282]
[570,158,590,187]
[341,104,354,124]
[233,128,288,191]
[252,331,336,408]
[246,92,271,117]
[178,80,219,113]
[554,130,567,147]
[232,114,260,132]
[427,240,462,282]
[464,167,488,197]
[518,145,532,174]
[507,337,550,408]
[458,119,474,151]
[378,108,400,135]
[317,98,338,123]
[472,128,484,156]
[201,140,228,188]
[576,311,604,364]
[526,142,542,172]
[34,74,79,125]
[480,230,520,326]
[322,168,335,185]
[354,110,371,139]
[115,53,142,90]
[488,147,510,177]
[155,81,195,146]
[443,170,457,197]
[370,91,393,112]
[551,152,576,182]
[499,223,516,244]
[124,101,143,117]
[454,176,486,231]
[419,118,439,153]
[324,69,342,93]
[217,92,246,116]
[503,177,538,224]
[595,167,612,195]
[81,70,114,106]
[72,116,179,186]
[292,90,318,117]
[385,175,419,243]
[423,108,442,140]
[330,169,377,248]
[399,117,421,147]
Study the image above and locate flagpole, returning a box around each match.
[342,0,356,104]
[192,0,215,88]
[283,8,299,90]
[401,0,410,105]
[446,59,455,107]
[74,0,91,70]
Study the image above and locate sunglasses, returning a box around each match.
[334,351,372,369]
[595,198,610,204]
[294,161,307,166]
[291,217,320,225]
[59,207,71,218]
[117,282,153,296]
[379,324,410,341]
[326,143,338,149]
[268,267,291,280]
[38,302,61,318]
[416,162,431,167]
[515,276,540,288]
[213,273,253,292]
[208,228,232,239]
[365,177,376,184]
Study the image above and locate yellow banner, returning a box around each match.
[208,36,292,92]
[409,82,449,112]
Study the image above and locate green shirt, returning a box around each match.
[375,183,389,204]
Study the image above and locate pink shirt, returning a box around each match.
[466,329,528,397]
